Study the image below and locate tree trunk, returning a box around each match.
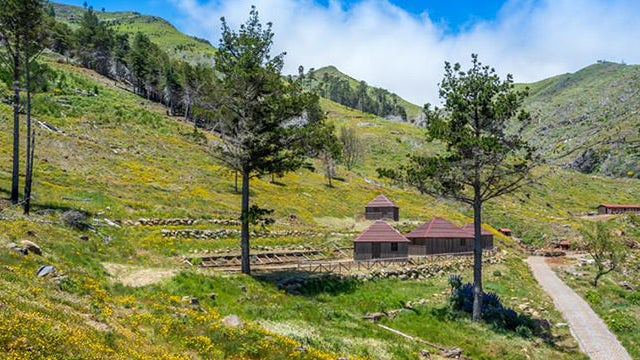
[23,37,35,215]
[472,187,483,322]
[11,56,20,204]
[24,43,33,215]
[234,171,239,193]
[240,168,251,275]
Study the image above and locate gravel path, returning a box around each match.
[526,256,632,360]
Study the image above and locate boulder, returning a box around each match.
[36,265,56,277]
[221,314,243,328]
[181,296,199,305]
[21,240,42,255]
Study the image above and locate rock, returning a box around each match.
[294,345,307,352]
[364,312,386,321]
[181,296,199,305]
[240,285,247,293]
[208,292,217,300]
[36,265,57,277]
[555,322,568,328]
[619,281,634,291]
[420,349,431,359]
[441,347,462,358]
[79,235,90,241]
[21,240,42,255]
[221,314,243,328]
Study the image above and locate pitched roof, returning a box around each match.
[598,204,640,209]
[461,223,493,236]
[365,194,398,208]
[354,220,409,243]
[406,217,473,239]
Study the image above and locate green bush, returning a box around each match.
[604,310,637,332]
[626,291,640,305]
[584,289,602,305]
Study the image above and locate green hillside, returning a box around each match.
[52,2,216,64]
[519,61,640,178]
[1,4,639,359]
[1,57,618,359]
[311,66,424,123]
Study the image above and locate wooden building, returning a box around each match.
[406,218,493,255]
[353,220,409,260]
[461,223,494,249]
[365,194,399,221]
[597,204,640,215]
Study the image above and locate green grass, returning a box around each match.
[517,61,640,178]
[0,49,638,358]
[52,3,216,64]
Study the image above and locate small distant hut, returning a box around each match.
[365,194,399,221]
[405,217,476,255]
[498,228,512,237]
[461,223,494,249]
[597,204,640,215]
[353,220,409,260]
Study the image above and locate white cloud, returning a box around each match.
[170,0,640,105]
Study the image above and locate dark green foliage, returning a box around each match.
[450,282,534,334]
[379,54,538,321]
[317,72,407,120]
[212,6,326,274]
[74,8,114,75]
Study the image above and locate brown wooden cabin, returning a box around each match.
[406,218,493,255]
[597,204,640,215]
[461,223,494,249]
[353,220,409,260]
[365,194,399,221]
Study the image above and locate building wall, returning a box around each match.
[408,236,493,255]
[365,207,399,221]
[354,242,408,260]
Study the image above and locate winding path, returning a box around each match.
[525,256,631,360]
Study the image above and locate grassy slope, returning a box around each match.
[312,66,423,121]
[517,61,640,178]
[52,2,216,64]
[0,59,605,359]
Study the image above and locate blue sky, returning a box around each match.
[55,0,640,105]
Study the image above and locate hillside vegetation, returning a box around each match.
[0,58,601,360]
[0,3,639,359]
[519,61,640,178]
[52,3,216,64]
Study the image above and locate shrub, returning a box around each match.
[61,210,91,230]
[584,289,602,305]
[604,310,637,332]
[493,270,502,277]
[449,282,533,333]
[626,291,640,305]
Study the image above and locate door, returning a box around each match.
[371,243,381,259]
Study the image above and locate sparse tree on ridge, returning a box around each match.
[212,7,325,275]
[581,221,627,287]
[378,54,538,322]
[339,125,363,170]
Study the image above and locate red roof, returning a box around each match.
[365,194,398,208]
[354,220,409,243]
[406,217,473,239]
[598,204,640,209]
[461,223,493,236]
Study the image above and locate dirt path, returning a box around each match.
[525,256,631,360]
[103,263,178,287]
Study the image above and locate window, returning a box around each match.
[391,243,398,252]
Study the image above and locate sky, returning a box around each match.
[57,0,640,105]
